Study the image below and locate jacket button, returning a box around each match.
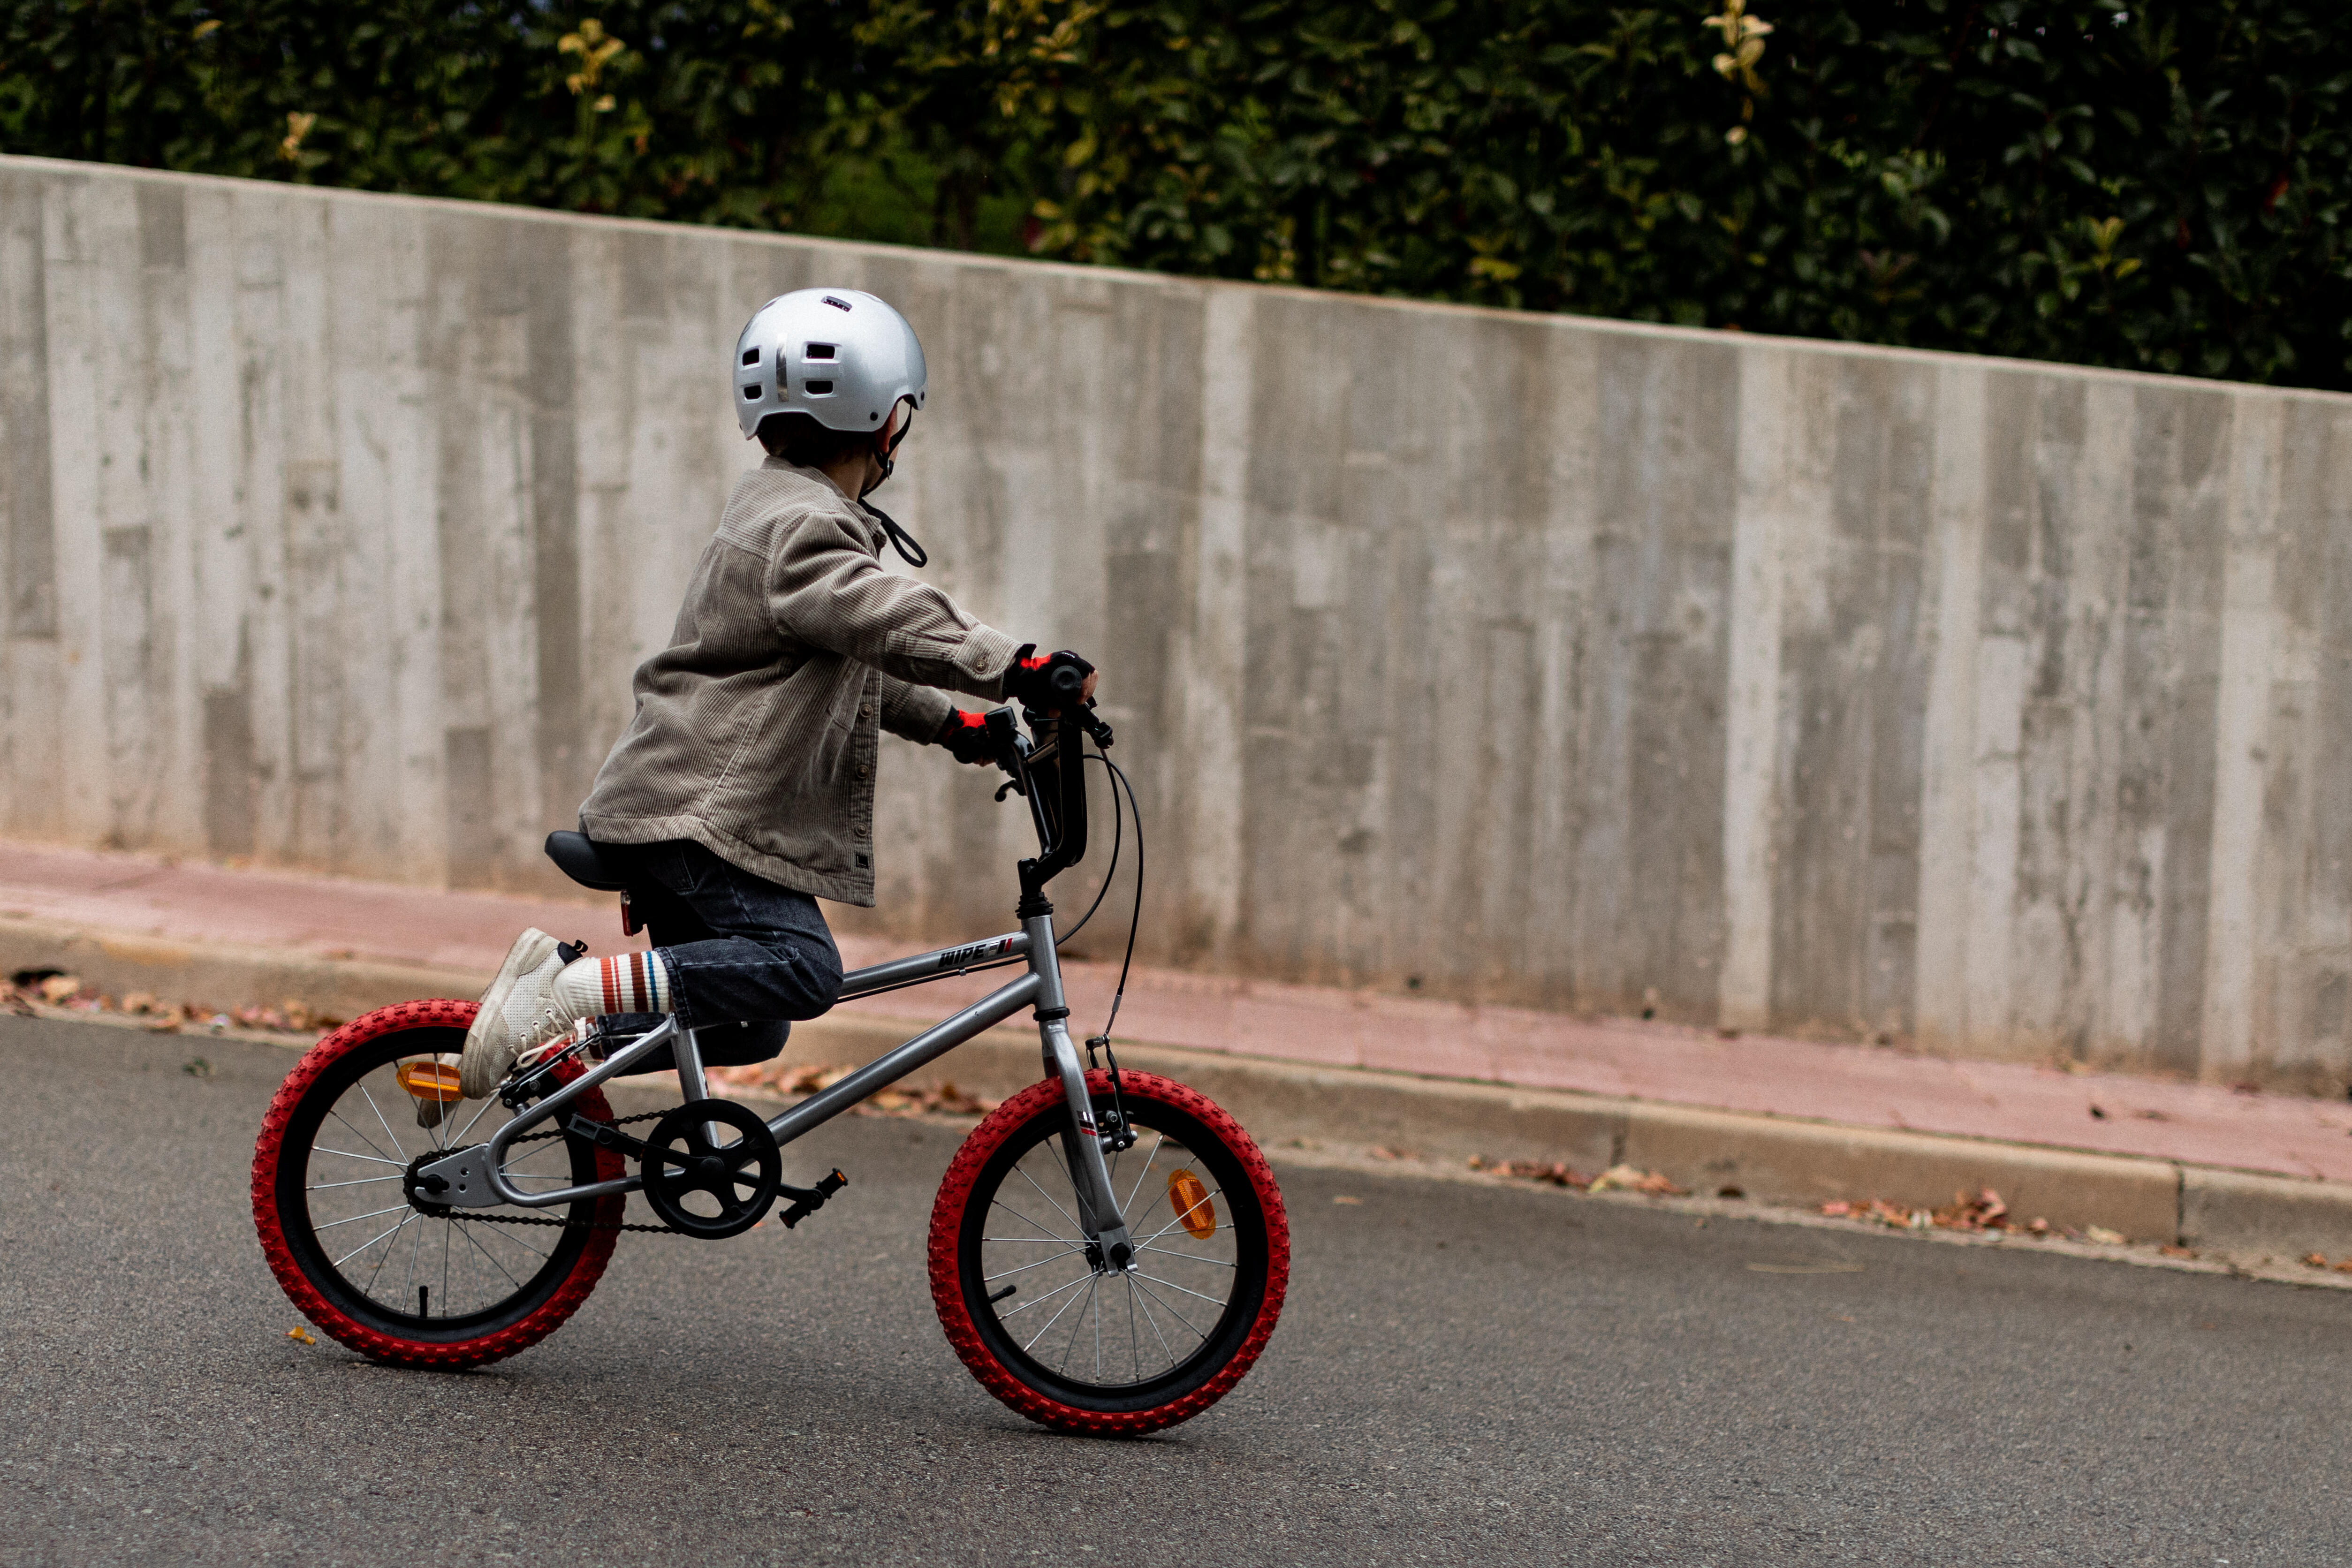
[859,704,873,720]
[855,763,871,780]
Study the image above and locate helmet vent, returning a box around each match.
[743,385,761,400]
[804,343,836,361]
[804,379,834,395]
[741,348,760,366]
[822,295,852,311]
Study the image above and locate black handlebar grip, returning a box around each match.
[1049,664,1086,697]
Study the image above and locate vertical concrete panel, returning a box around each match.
[2113,385,2230,1072]
[184,187,259,868]
[1913,363,1987,1050]
[1578,332,1737,1018]
[2201,396,2285,1077]
[0,169,62,844]
[39,175,119,846]
[527,222,586,851]
[1763,352,1934,1039]
[1519,321,1601,1007]
[2268,403,2352,1088]
[0,168,58,641]
[183,186,255,859]
[228,186,296,865]
[2049,379,2138,1060]
[1721,347,1809,1026]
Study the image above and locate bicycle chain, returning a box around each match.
[443,1110,681,1235]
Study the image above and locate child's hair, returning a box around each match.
[757,412,876,469]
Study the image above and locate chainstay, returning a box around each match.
[449,1109,677,1234]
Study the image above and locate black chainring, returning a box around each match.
[639,1099,783,1240]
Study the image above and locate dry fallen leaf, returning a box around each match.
[2303,1252,2331,1269]
[2085,1226,2127,1245]
[287,1326,316,1345]
[1587,1163,1687,1196]
[1332,1195,1363,1206]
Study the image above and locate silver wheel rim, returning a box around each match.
[978,1119,1243,1390]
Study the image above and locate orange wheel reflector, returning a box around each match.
[1167,1168,1216,1241]
[397,1060,463,1104]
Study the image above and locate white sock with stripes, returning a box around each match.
[551,950,674,1023]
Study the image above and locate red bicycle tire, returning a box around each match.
[929,1069,1290,1435]
[251,999,626,1369]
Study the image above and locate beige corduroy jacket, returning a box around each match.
[578,459,1017,906]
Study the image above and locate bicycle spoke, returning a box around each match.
[448,1094,499,1145]
[1117,1133,1167,1224]
[1130,1270,1227,1309]
[1011,1157,1085,1238]
[324,1111,401,1166]
[313,1202,415,1233]
[984,1246,1088,1283]
[1130,1274,1179,1371]
[1135,1243,1235,1267]
[456,1220,526,1293]
[1020,1272,1098,1355]
[997,1267,1096,1323]
[313,1147,406,1167]
[1129,1279,1214,1335]
[307,1174,403,1190]
[470,1221,554,1264]
[1133,1185,1226,1248]
[358,1085,409,1164]
[334,1214,416,1269]
[1057,1274,1099,1374]
[1124,1274,1141,1381]
[402,1209,422,1312]
[363,1212,419,1295]
[987,1198,1077,1245]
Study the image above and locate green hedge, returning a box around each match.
[6,1,2347,390]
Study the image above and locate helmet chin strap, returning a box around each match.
[859,403,927,567]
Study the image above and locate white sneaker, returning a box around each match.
[460,929,569,1098]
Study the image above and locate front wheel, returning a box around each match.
[929,1070,1289,1435]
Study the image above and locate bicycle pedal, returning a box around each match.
[778,1168,849,1229]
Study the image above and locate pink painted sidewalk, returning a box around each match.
[7,839,2350,1182]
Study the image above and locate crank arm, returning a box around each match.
[777,1168,849,1229]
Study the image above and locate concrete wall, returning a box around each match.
[5,155,2350,1085]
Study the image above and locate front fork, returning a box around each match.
[1028,915,1134,1271]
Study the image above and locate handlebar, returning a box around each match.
[984,697,1112,909]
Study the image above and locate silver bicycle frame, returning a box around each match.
[417,910,1134,1259]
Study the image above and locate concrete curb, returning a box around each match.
[10,914,2352,1262]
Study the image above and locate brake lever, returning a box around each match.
[985,706,1029,799]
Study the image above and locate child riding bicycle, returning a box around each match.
[458,288,1096,1101]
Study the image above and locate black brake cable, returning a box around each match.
[1084,751,1145,1149]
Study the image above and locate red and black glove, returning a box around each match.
[936,708,997,765]
[1002,644,1095,710]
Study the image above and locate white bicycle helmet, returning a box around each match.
[733,287,927,440]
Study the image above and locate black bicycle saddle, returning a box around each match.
[544,830,630,892]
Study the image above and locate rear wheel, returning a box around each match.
[929,1070,1289,1435]
[252,1000,625,1368]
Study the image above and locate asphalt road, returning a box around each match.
[4,1012,2349,1566]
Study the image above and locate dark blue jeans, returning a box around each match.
[596,840,843,1074]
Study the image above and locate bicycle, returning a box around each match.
[250,688,1289,1435]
